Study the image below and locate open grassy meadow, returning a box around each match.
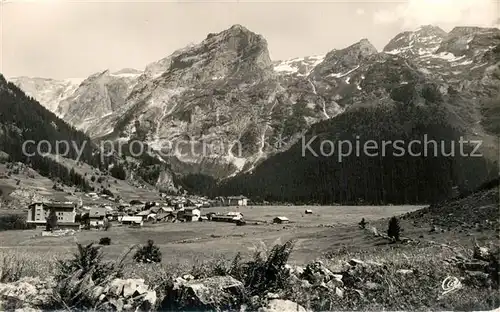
[0,205,424,265]
[0,201,498,311]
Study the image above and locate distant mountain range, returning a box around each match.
[7,24,500,204]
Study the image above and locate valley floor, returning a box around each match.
[0,203,498,311]
[0,205,423,265]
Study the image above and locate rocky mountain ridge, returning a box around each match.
[9,25,500,184]
[8,77,84,113]
[213,25,500,203]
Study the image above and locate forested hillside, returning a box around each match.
[215,101,498,205]
[0,74,101,190]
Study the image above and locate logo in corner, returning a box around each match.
[441,276,462,296]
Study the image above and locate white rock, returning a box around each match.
[259,299,307,312]
[109,279,126,297]
[122,279,146,298]
[266,292,280,299]
[182,274,195,281]
[335,287,344,298]
[349,258,365,266]
[143,290,157,307]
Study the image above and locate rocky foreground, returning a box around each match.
[0,239,498,312]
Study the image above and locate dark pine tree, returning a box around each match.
[46,208,58,231]
[387,216,401,241]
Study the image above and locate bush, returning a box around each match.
[110,164,127,180]
[134,240,162,263]
[101,188,114,197]
[99,237,111,245]
[54,243,130,310]
[359,218,367,229]
[0,255,27,282]
[0,214,33,231]
[230,239,295,296]
[387,216,401,241]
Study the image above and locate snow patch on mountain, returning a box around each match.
[9,77,84,114]
[273,55,325,76]
[329,65,360,78]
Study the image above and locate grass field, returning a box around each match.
[0,203,498,311]
[0,205,425,265]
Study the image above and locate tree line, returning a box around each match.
[213,101,498,205]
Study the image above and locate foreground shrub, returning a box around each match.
[0,255,27,282]
[134,240,162,263]
[53,243,129,310]
[231,240,295,297]
[56,243,122,282]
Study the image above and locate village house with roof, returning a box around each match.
[26,202,79,229]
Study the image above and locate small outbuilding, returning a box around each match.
[184,208,201,222]
[227,195,248,206]
[304,209,313,214]
[273,216,290,224]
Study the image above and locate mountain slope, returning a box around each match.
[57,69,142,135]
[11,25,342,179]
[93,25,334,178]
[10,25,500,201]
[0,73,173,202]
[9,77,83,113]
[214,26,500,204]
[216,97,497,204]
[407,176,499,232]
[0,74,99,190]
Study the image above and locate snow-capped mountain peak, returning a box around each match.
[9,76,83,114]
[8,24,500,181]
[273,55,325,76]
[383,25,447,57]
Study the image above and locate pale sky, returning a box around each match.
[1,0,498,80]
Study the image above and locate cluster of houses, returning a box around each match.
[160,195,249,209]
[25,194,308,230]
[25,194,253,230]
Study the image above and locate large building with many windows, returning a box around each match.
[27,202,78,228]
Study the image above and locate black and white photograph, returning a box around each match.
[0,0,499,310]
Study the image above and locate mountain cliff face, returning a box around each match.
[10,25,500,196]
[57,69,142,135]
[382,26,500,157]
[8,77,83,113]
[383,25,447,57]
[215,26,500,204]
[66,25,334,178]
[0,74,98,191]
